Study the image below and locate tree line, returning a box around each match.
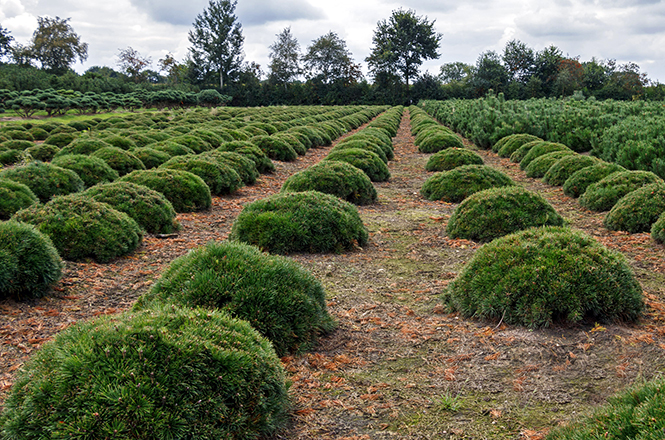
[1,0,663,107]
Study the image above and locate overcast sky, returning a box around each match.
[2,0,665,83]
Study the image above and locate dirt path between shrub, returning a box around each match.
[2,110,665,439]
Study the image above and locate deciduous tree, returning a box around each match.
[303,31,361,85]
[117,47,152,83]
[30,16,88,74]
[0,26,14,62]
[268,27,301,85]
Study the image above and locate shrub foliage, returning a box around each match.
[0,178,38,220]
[579,170,663,212]
[425,148,483,172]
[604,183,665,233]
[562,162,625,198]
[421,165,514,203]
[0,162,84,202]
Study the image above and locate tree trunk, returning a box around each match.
[220,71,224,89]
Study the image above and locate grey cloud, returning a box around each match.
[516,12,602,39]
[130,0,207,26]
[237,0,325,26]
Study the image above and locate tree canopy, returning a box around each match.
[302,31,362,85]
[30,16,88,74]
[268,27,301,85]
[0,26,13,62]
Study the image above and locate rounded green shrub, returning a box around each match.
[44,132,76,148]
[161,155,242,196]
[652,211,665,243]
[12,194,143,263]
[119,169,211,213]
[563,162,625,198]
[325,148,390,182]
[496,134,542,157]
[0,179,38,220]
[509,140,546,163]
[171,134,211,154]
[579,170,663,212]
[5,130,34,141]
[0,149,24,165]
[219,142,275,174]
[131,147,171,169]
[282,161,377,205]
[603,183,665,233]
[418,132,464,153]
[150,140,195,157]
[524,150,576,178]
[53,138,112,157]
[519,142,571,170]
[24,143,60,162]
[99,134,137,150]
[250,135,297,161]
[351,130,394,160]
[447,186,565,242]
[0,139,34,150]
[28,127,49,141]
[426,148,483,171]
[91,146,146,176]
[443,226,644,327]
[52,154,119,188]
[421,165,514,203]
[85,181,180,234]
[0,221,63,299]
[332,139,388,163]
[0,162,84,202]
[0,305,290,439]
[139,241,335,355]
[273,133,306,155]
[414,126,453,146]
[230,191,368,254]
[543,154,599,186]
[202,150,259,185]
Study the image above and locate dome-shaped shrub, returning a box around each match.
[24,143,60,162]
[510,140,547,163]
[44,132,76,148]
[579,170,663,212]
[28,127,49,141]
[99,134,137,150]
[119,169,211,213]
[652,212,665,243]
[0,306,290,439]
[289,126,324,147]
[272,132,306,155]
[231,191,368,254]
[0,221,63,299]
[0,139,34,151]
[331,140,388,163]
[496,134,542,157]
[426,148,483,172]
[543,154,599,186]
[91,146,146,176]
[443,226,644,327]
[563,162,625,198]
[250,135,297,161]
[5,130,34,141]
[202,150,259,185]
[12,194,143,263]
[414,126,453,146]
[160,155,242,196]
[447,186,565,242]
[131,147,171,169]
[219,142,275,174]
[85,181,180,234]
[138,241,335,355]
[0,179,38,220]
[0,149,24,165]
[421,165,514,203]
[519,142,571,170]
[53,138,112,158]
[0,162,84,202]
[150,140,195,157]
[52,154,119,188]
[324,148,390,182]
[603,183,665,233]
[171,134,211,154]
[282,161,377,205]
[349,130,394,160]
[418,132,464,153]
[524,150,576,178]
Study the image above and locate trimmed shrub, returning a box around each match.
[220,142,275,174]
[28,127,49,141]
[91,146,146,176]
[421,165,514,203]
[510,140,547,163]
[52,154,119,188]
[131,147,171,169]
[171,134,211,154]
[563,162,625,198]
[652,212,665,243]
[543,154,599,186]
[12,194,143,263]
[250,135,297,161]
[282,161,377,205]
[524,150,576,178]
[418,132,464,153]
[0,305,290,439]
[497,134,542,157]
[139,241,335,355]
[85,181,180,234]
[289,126,324,147]
[579,170,663,212]
[325,148,390,182]
[519,142,571,170]
[352,130,394,160]
[151,141,195,157]
[0,221,63,299]
[119,169,212,213]
[100,134,137,150]
[0,139,34,150]
[0,179,38,220]
[447,186,565,242]
[546,377,665,440]
[230,191,368,254]
[54,138,112,157]
[414,126,454,146]
[604,183,665,233]
[332,139,388,163]
[426,148,483,171]
[44,132,76,148]
[273,133,307,155]
[0,162,84,202]
[161,155,242,196]
[202,150,259,185]
[0,149,24,165]
[24,143,60,162]
[442,226,644,327]
[5,130,34,141]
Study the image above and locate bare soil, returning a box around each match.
[2,110,665,439]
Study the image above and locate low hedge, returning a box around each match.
[0,162,84,202]
[496,134,542,157]
[0,179,38,220]
[604,183,665,233]
[119,169,212,213]
[543,154,599,186]
[447,186,565,242]
[524,150,576,178]
[138,241,335,355]
[250,135,297,162]
[91,146,146,176]
[324,148,390,182]
[230,191,368,254]
[519,142,571,170]
[562,162,625,198]
[421,165,514,203]
[579,170,663,212]
[425,148,484,172]
[85,181,180,234]
[0,220,63,299]
[52,154,119,188]
[160,155,242,196]
[442,226,644,328]
[0,305,290,439]
[282,160,377,205]
[12,194,143,263]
